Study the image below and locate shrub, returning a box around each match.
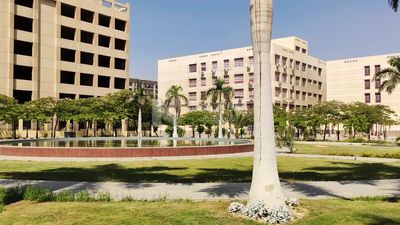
[23,186,53,202]
[55,190,75,202]
[74,190,93,202]
[96,191,112,202]
[2,186,25,205]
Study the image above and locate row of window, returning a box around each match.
[60,48,126,70]
[364,65,381,76]
[364,79,381,90]
[365,93,381,103]
[275,88,323,102]
[275,54,323,75]
[275,72,323,89]
[61,3,127,31]
[60,71,126,89]
[61,26,127,51]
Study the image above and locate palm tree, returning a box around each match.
[164,85,188,138]
[203,78,233,139]
[248,0,286,208]
[389,0,399,11]
[132,87,151,137]
[374,57,400,94]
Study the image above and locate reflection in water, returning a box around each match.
[3,138,247,148]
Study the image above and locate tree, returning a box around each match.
[203,78,233,139]
[248,0,286,208]
[0,95,20,139]
[103,90,134,137]
[273,106,296,152]
[179,111,216,138]
[311,101,342,141]
[30,97,57,138]
[131,87,152,137]
[389,0,399,11]
[164,85,188,138]
[374,57,400,94]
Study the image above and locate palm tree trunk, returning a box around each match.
[36,121,39,139]
[248,0,285,208]
[218,94,223,139]
[323,123,327,141]
[138,108,142,137]
[173,110,178,138]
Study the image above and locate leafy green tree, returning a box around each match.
[374,57,400,94]
[54,99,80,137]
[164,85,188,138]
[196,125,205,138]
[0,95,19,139]
[203,78,233,139]
[103,90,134,136]
[287,108,308,139]
[311,101,342,141]
[273,106,295,152]
[179,111,216,137]
[343,102,381,140]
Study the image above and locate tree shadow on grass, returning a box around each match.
[363,214,400,225]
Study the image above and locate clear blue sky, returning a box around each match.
[124,0,400,80]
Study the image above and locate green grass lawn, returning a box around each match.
[0,199,399,225]
[0,156,399,182]
[295,143,400,158]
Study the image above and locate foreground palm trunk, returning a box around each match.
[138,108,142,137]
[248,0,285,207]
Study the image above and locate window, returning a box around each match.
[302,78,307,87]
[275,72,280,82]
[295,91,300,100]
[98,35,111,48]
[212,61,218,70]
[14,40,33,56]
[375,79,381,89]
[282,74,287,83]
[224,75,229,84]
[249,56,254,65]
[13,65,32,80]
[61,3,75,18]
[114,78,126,89]
[302,49,307,54]
[365,66,370,76]
[365,79,370,89]
[189,92,197,101]
[60,71,75,84]
[302,63,307,72]
[318,82,322,90]
[282,89,288,98]
[224,60,230,68]
[249,73,254,84]
[375,93,381,103]
[80,52,94,65]
[275,55,280,65]
[98,55,111,68]
[275,87,280,97]
[98,14,111,27]
[98,75,110,88]
[14,15,33,32]
[234,58,244,67]
[201,63,206,72]
[15,0,34,8]
[234,89,244,98]
[295,46,301,51]
[189,64,197,73]
[61,26,75,40]
[60,48,75,62]
[13,90,32,103]
[115,58,126,70]
[80,31,94,44]
[302,92,306,101]
[201,78,206,86]
[189,79,197,87]
[375,65,381,74]
[81,9,94,23]
[59,93,75,99]
[282,57,287,67]
[80,73,94,86]
[318,68,322,76]
[365,93,371,103]
[115,38,126,51]
[295,77,300,85]
[235,74,244,84]
[79,95,94,99]
[295,61,300,70]
[249,89,254,98]
[115,19,127,31]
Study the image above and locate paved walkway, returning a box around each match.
[1,179,398,200]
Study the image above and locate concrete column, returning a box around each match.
[18,119,23,132]
[121,119,128,137]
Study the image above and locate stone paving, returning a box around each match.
[1,179,398,200]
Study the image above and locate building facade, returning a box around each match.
[158,37,326,113]
[0,0,130,103]
[129,78,158,99]
[327,53,400,134]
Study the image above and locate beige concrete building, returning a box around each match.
[129,78,158,99]
[158,36,326,113]
[327,53,400,134]
[0,0,130,103]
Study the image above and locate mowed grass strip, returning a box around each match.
[295,143,400,158]
[0,156,399,182]
[0,199,399,225]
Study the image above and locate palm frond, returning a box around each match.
[389,0,399,12]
